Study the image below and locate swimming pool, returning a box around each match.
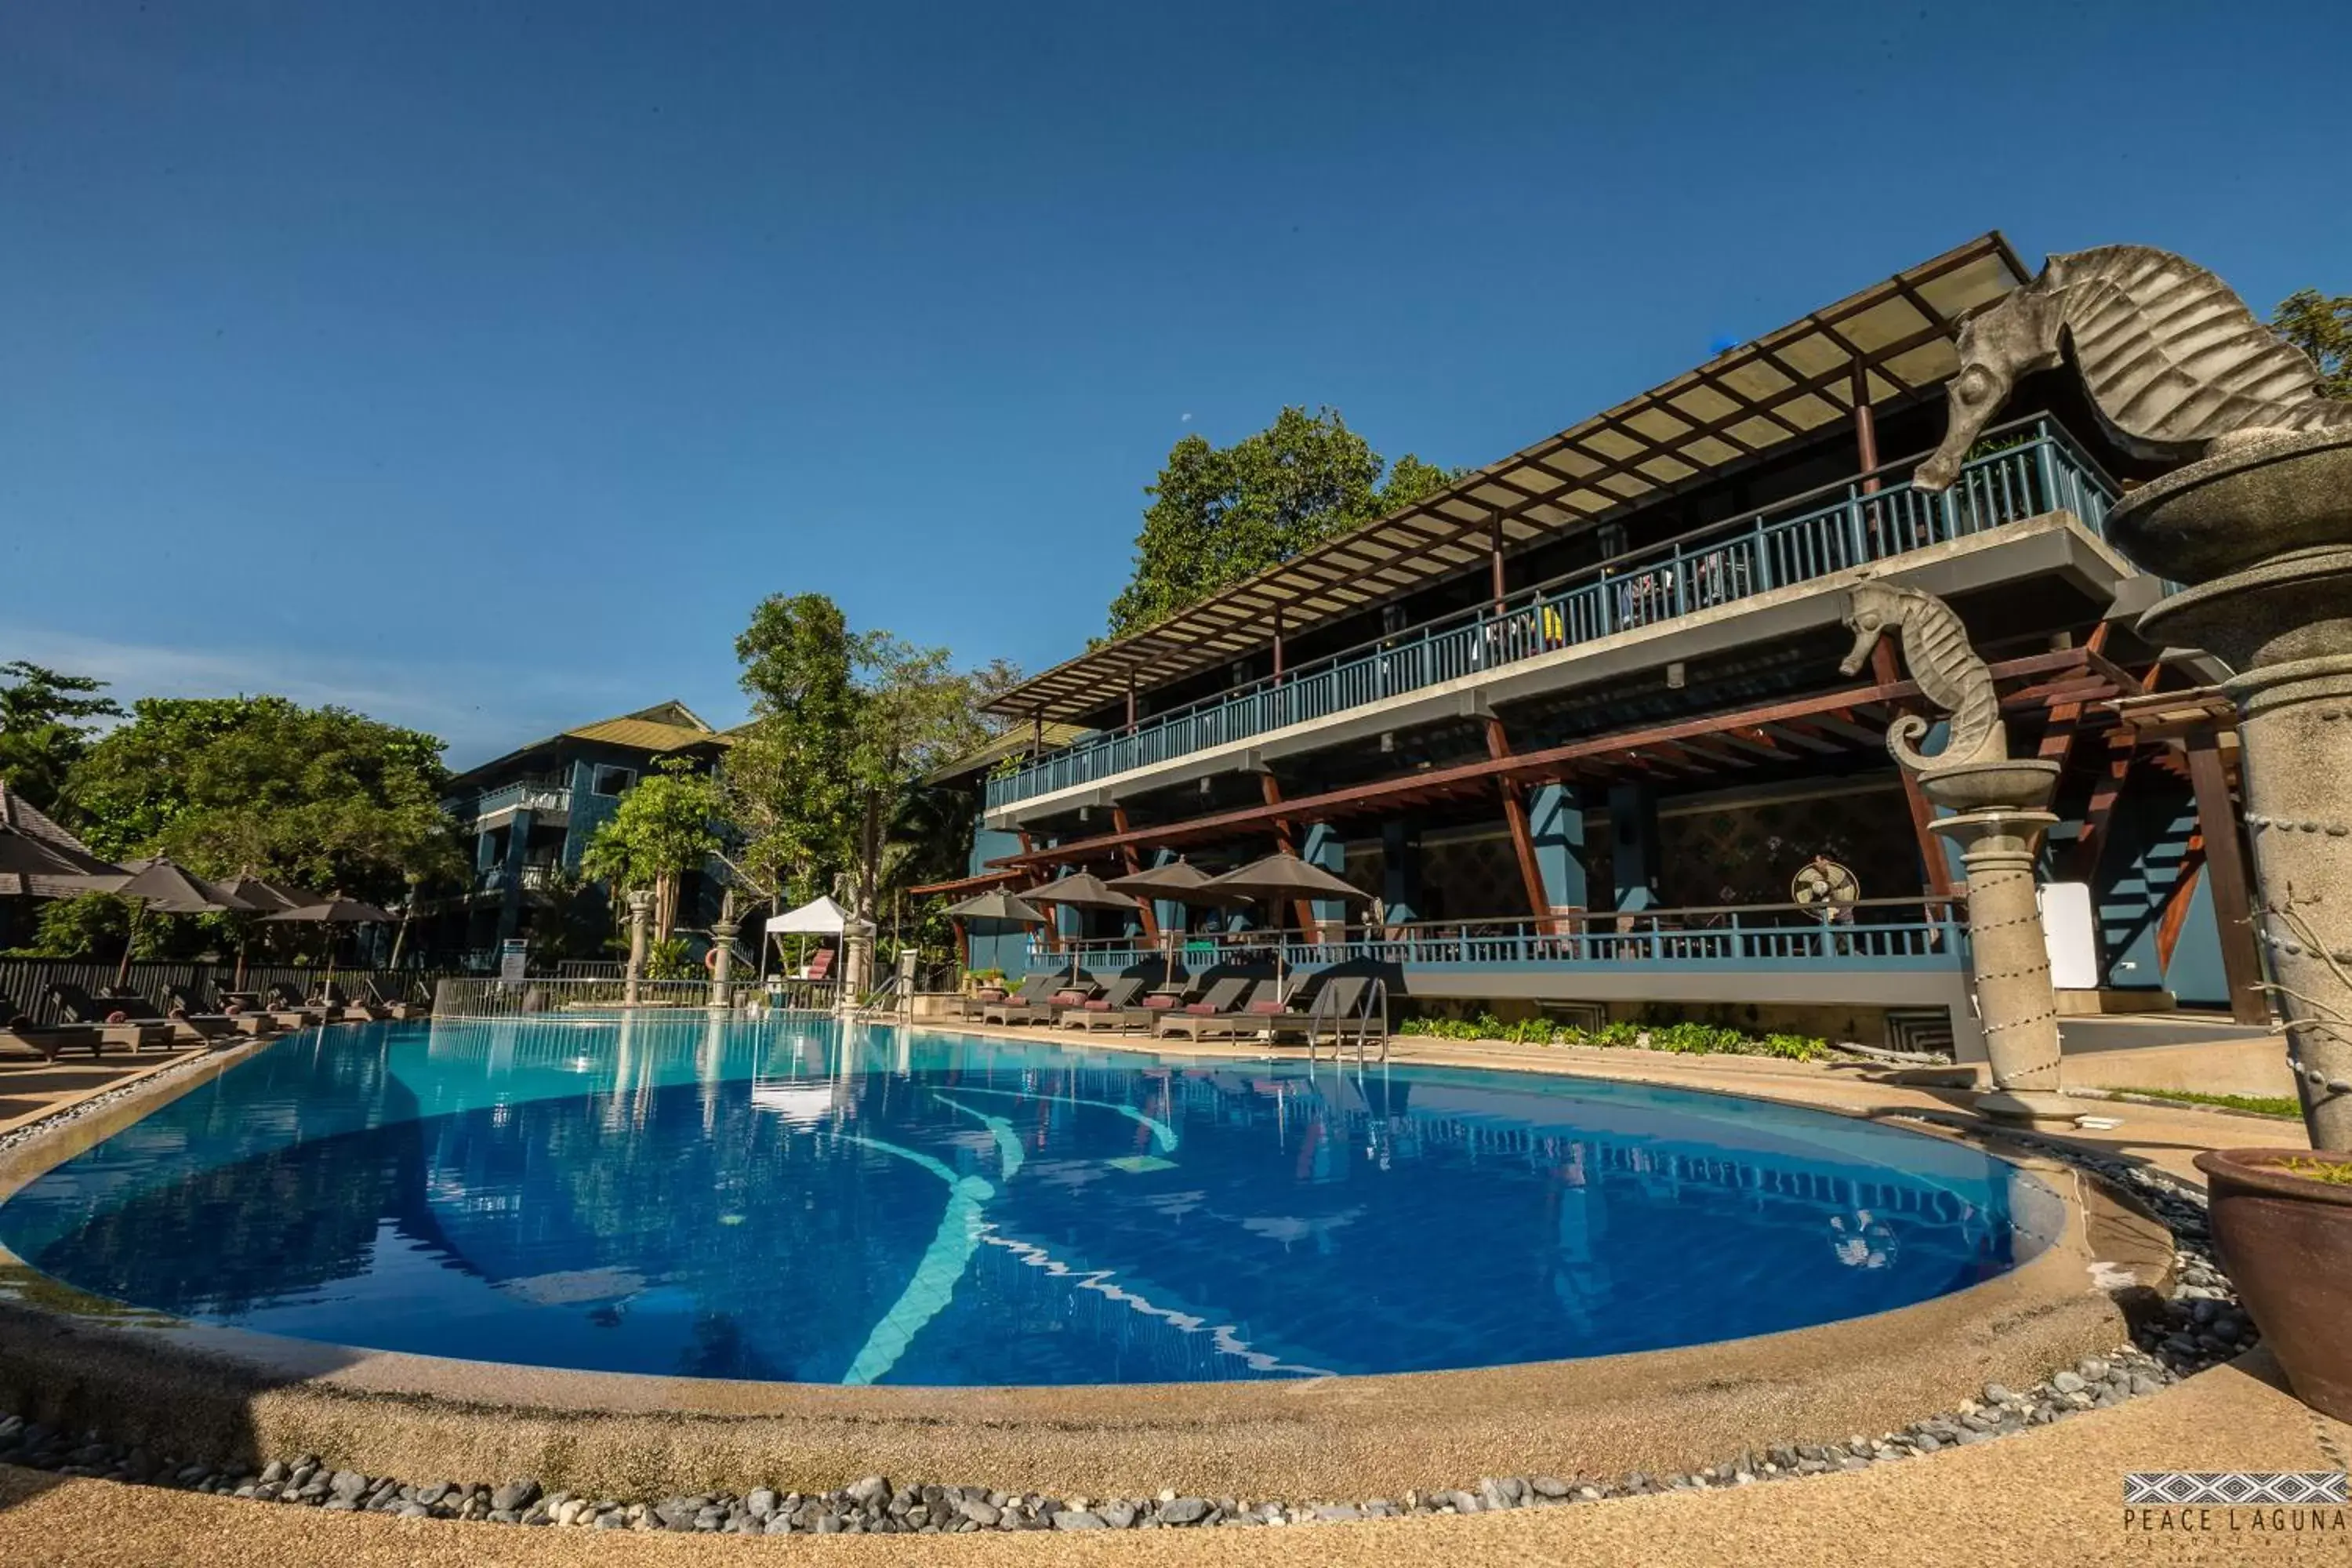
[0,1017,2059,1386]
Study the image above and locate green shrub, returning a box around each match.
[1397,1011,1827,1060]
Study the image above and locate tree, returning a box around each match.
[2273,289,2352,399]
[841,633,990,923]
[1106,407,1458,634]
[64,696,461,902]
[579,757,724,942]
[726,594,860,903]
[0,662,123,813]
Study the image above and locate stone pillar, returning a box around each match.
[1302,821,1347,940]
[1530,782,1588,926]
[623,889,652,1005]
[2116,429,2352,1148]
[706,893,739,1011]
[1923,761,2074,1123]
[1607,782,1661,916]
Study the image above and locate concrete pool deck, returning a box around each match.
[0,1019,2325,1552]
[2,1351,2344,1566]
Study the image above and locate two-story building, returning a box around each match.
[421,701,732,965]
[924,234,2269,1064]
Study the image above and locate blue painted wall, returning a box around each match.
[2090,782,2227,1006]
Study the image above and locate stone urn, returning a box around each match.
[2193,1149,2352,1423]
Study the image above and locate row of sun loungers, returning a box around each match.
[2,978,434,1063]
[953,970,1381,1044]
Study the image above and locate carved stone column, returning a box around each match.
[623,889,652,1006]
[1921,760,2075,1123]
[2115,430,2352,1148]
[707,891,739,1011]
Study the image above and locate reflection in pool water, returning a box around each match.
[0,1016,2059,1385]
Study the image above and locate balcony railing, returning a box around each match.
[478,862,561,895]
[1025,898,1969,976]
[467,778,573,822]
[986,418,2118,811]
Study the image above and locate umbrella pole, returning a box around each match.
[114,900,145,989]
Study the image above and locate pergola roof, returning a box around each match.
[987,232,2029,724]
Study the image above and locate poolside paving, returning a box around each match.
[1,1350,2342,1566]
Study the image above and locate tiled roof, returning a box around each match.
[452,700,730,785]
[927,721,1091,784]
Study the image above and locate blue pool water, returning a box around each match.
[0,1018,2059,1385]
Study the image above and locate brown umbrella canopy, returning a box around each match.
[264,897,396,925]
[1104,857,1247,906]
[114,858,260,915]
[221,877,322,913]
[941,888,1047,924]
[1022,870,1139,913]
[1203,851,1369,904]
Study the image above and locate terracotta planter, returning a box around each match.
[2194,1146,2352,1421]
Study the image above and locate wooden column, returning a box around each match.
[1109,806,1158,938]
[1125,677,1137,733]
[1271,605,1285,684]
[1485,716,1552,925]
[2183,728,2270,1025]
[1851,361,1879,480]
[952,917,967,971]
[1871,640,1955,897]
[1256,771,1316,935]
[1489,511,1507,604]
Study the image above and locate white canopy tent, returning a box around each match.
[765,895,848,935]
[764,895,848,980]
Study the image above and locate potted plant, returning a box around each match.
[2192,1151,2352,1421]
[2194,900,2352,1422]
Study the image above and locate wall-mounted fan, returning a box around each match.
[1791,858,1860,922]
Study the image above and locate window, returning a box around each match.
[591,764,635,797]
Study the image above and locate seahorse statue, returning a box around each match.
[1915,245,2352,492]
[1838,583,2006,773]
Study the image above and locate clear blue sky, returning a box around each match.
[3,1,2345,764]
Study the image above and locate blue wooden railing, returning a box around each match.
[1025,899,1969,977]
[987,418,2117,811]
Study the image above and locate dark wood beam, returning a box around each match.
[2184,730,2269,1026]
[1872,638,1955,898]
[1486,716,1552,927]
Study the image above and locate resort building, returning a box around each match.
[417,701,731,964]
[923,234,2266,1062]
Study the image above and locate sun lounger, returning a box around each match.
[45,985,176,1051]
[976,973,1062,1024]
[95,990,261,1047]
[1258,975,1381,1041]
[1,1000,107,1062]
[365,977,431,1020]
[1149,975,1269,1040]
[995,977,1101,1027]
[321,984,391,1021]
[267,982,361,1023]
[172,982,309,1032]
[1054,975,1149,1028]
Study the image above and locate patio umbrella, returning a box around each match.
[219,876,324,987]
[265,895,395,1007]
[940,887,1047,981]
[1021,870,1139,982]
[107,858,259,986]
[1105,856,1249,986]
[1203,851,1371,993]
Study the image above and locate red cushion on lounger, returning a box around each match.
[1083,999,1113,1011]
[105,1011,129,1025]
[1247,1000,1285,1014]
[1142,995,1178,1010]
[1183,1001,1218,1014]
[1051,990,1086,1006]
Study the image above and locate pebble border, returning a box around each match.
[0,1115,2262,1536]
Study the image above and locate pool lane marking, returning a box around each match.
[836,1133,996,1386]
[942,1083,1178,1154]
[929,1094,1025,1179]
[974,1228,1334,1380]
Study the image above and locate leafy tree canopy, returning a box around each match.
[1106,407,1458,635]
[579,756,724,941]
[2273,288,2352,399]
[62,695,460,902]
[0,661,123,813]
